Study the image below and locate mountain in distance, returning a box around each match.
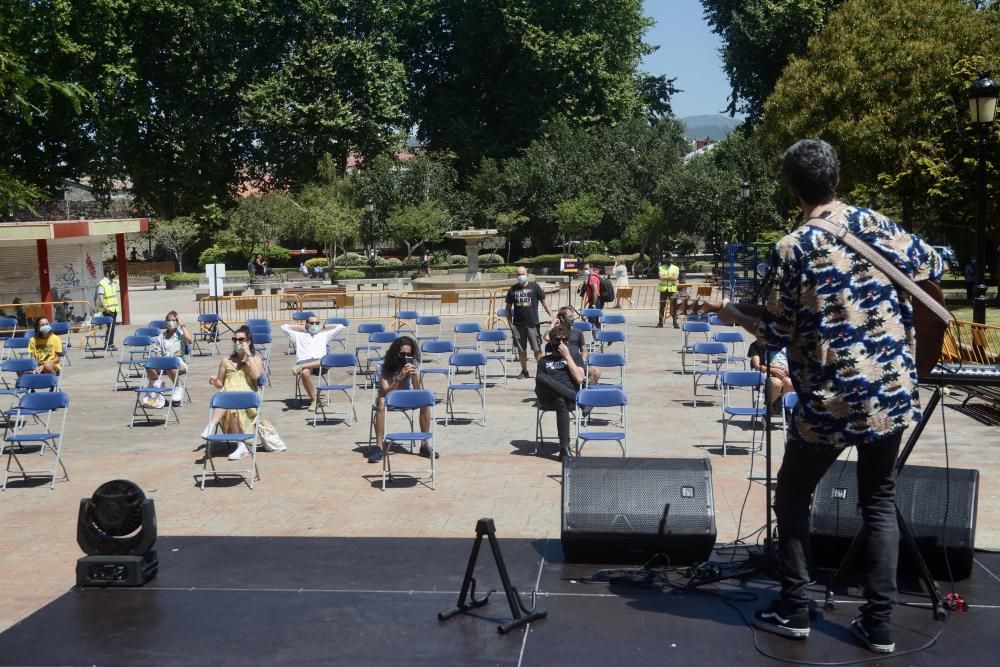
[681,114,741,141]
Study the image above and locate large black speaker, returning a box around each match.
[810,461,979,580]
[561,457,717,564]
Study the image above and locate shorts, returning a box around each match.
[512,324,541,353]
[292,358,321,374]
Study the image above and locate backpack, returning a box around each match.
[599,275,615,303]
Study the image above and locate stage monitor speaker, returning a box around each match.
[810,461,979,580]
[561,457,717,564]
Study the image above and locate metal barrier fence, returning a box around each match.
[943,320,1000,365]
[197,294,305,324]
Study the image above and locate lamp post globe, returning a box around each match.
[969,72,998,325]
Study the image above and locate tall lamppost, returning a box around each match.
[364,197,377,272]
[969,72,999,325]
[740,180,751,244]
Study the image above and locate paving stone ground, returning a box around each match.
[0,285,996,631]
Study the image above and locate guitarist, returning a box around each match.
[714,139,942,654]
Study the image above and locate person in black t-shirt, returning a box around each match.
[535,323,585,460]
[505,266,554,379]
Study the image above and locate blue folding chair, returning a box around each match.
[446,352,487,425]
[134,327,160,338]
[476,329,509,388]
[193,313,222,356]
[419,339,454,398]
[246,319,271,332]
[781,391,799,446]
[2,337,30,362]
[580,307,604,326]
[594,329,627,359]
[0,317,17,342]
[415,315,442,342]
[325,317,350,350]
[721,370,767,456]
[601,313,627,333]
[574,387,628,457]
[692,341,727,407]
[587,352,626,390]
[452,322,481,351]
[381,389,437,491]
[713,330,747,369]
[356,331,398,380]
[84,315,115,358]
[130,356,184,428]
[115,335,154,390]
[201,391,262,490]
[313,353,358,427]
[3,391,70,490]
[393,310,419,335]
[0,358,36,396]
[48,322,72,367]
[495,308,511,332]
[0,372,59,435]
[287,311,316,354]
[148,319,167,331]
[680,321,712,373]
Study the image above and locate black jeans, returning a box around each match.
[535,375,577,447]
[775,429,902,625]
[658,291,677,325]
[103,310,118,346]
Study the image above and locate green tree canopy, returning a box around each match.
[229,192,307,260]
[153,216,200,272]
[386,200,451,258]
[553,193,603,240]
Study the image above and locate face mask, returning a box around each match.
[166,320,178,330]
[516,275,527,284]
[582,269,591,276]
[233,343,242,355]
[39,325,52,334]
[307,324,321,334]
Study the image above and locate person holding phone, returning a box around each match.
[369,335,433,463]
[535,323,585,461]
[201,326,264,460]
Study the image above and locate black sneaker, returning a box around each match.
[655,323,664,328]
[367,446,384,464]
[851,617,894,653]
[419,443,439,459]
[752,600,810,639]
[518,370,530,379]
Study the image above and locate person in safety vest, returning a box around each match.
[656,252,680,328]
[96,266,119,351]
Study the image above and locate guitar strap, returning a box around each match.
[805,214,952,325]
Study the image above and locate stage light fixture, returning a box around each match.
[76,479,158,587]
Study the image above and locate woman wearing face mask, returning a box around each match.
[28,317,63,375]
[202,326,264,459]
[146,311,192,388]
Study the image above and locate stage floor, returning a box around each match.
[1,535,997,666]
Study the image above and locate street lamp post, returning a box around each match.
[969,73,999,325]
[364,197,377,273]
[740,180,751,245]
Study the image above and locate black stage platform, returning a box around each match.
[2,535,998,666]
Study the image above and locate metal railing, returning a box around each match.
[197,294,305,324]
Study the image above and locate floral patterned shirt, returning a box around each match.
[756,205,943,447]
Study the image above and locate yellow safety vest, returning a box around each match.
[98,277,119,312]
[657,263,679,293]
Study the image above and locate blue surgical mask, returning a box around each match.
[308,324,321,334]
[166,320,178,330]
[516,275,528,284]
[39,325,52,334]
[582,269,591,276]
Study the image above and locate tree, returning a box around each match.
[402,0,660,173]
[701,0,842,121]
[386,200,451,258]
[495,210,529,262]
[297,157,363,263]
[153,217,200,271]
[229,192,307,262]
[553,193,603,241]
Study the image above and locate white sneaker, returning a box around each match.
[171,386,184,403]
[201,423,214,439]
[228,443,249,460]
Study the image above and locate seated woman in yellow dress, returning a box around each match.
[201,326,264,460]
[28,317,62,375]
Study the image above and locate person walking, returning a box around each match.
[717,139,943,654]
[505,266,554,379]
[96,266,119,351]
[656,252,680,328]
[611,257,633,308]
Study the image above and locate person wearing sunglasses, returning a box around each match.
[201,326,264,459]
[281,316,345,411]
[534,323,585,461]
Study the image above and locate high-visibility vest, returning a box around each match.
[657,263,679,293]
[97,277,119,312]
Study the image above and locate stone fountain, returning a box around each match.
[412,228,514,290]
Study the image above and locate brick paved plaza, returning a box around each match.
[0,285,996,632]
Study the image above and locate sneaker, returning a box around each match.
[367,445,384,464]
[107,345,118,352]
[201,423,214,439]
[227,443,249,460]
[419,442,439,459]
[851,617,894,653]
[672,323,681,329]
[656,323,664,328]
[518,370,530,379]
[751,600,810,639]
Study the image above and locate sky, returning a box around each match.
[640,0,736,119]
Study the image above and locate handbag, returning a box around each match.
[141,372,167,409]
[806,215,952,377]
[257,418,287,452]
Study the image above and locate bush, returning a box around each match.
[199,244,290,268]
[382,257,403,268]
[577,240,606,257]
[583,253,615,266]
[330,269,366,280]
[334,251,365,267]
[478,253,503,266]
[304,257,328,269]
[448,254,468,266]
[606,239,624,256]
[486,265,517,274]
[517,253,565,266]
[163,272,202,282]
[431,249,450,265]
[402,256,421,268]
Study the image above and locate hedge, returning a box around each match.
[304,258,327,269]
[478,253,503,266]
[447,254,468,265]
[330,269,366,280]
[333,252,365,267]
[485,265,517,274]
[382,257,403,268]
[199,244,291,268]
[163,272,202,282]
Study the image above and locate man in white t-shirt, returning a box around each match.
[281,316,345,411]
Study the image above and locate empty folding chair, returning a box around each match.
[133,327,160,338]
[419,339,455,397]
[574,387,628,457]
[148,319,167,331]
[579,308,604,327]
[720,370,767,456]
[246,319,271,332]
[415,315,442,342]
[393,310,419,335]
[708,313,730,328]
[586,352,626,389]
[476,329,509,388]
[601,313,627,334]
[2,337,30,361]
[200,391,262,490]
[445,352,487,425]
[84,315,115,358]
[192,313,222,356]
[494,308,511,332]
[2,391,70,490]
[0,317,17,343]
[130,356,184,428]
[0,358,36,396]
[680,321,712,373]
[452,322,481,351]
[571,320,595,353]
[355,331,398,381]
[0,372,59,435]
[713,330,747,369]
[115,335,154,390]
[594,329,626,359]
[354,323,386,372]
[325,317,350,350]
[49,322,72,367]
[691,341,727,407]
[380,389,437,491]
[313,353,358,426]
